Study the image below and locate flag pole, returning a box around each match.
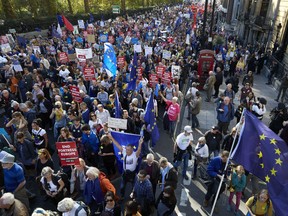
[209,109,246,216]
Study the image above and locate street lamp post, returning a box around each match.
[276,23,282,42]
[201,0,209,48]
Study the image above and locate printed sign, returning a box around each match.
[75,48,93,59]
[0,43,11,53]
[78,20,85,29]
[133,44,142,53]
[73,25,79,35]
[162,72,172,85]
[145,47,153,56]
[171,65,181,79]
[124,36,131,44]
[149,74,158,87]
[83,67,95,81]
[162,50,171,60]
[137,67,143,80]
[87,34,96,43]
[69,86,82,103]
[156,66,166,78]
[117,56,125,68]
[33,46,41,54]
[108,117,127,130]
[56,142,80,166]
[58,52,69,64]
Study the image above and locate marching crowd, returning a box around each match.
[0,2,287,216]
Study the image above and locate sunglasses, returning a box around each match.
[106,199,114,202]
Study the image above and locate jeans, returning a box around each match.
[169,120,176,136]
[228,191,242,211]
[191,114,199,128]
[276,86,287,102]
[120,172,135,197]
[174,152,189,177]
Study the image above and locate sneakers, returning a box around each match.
[203,199,209,207]
[227,204,232,212]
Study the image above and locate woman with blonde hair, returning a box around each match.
[49,101,67,139]
[36,148,54,177]
[246,189,273,216]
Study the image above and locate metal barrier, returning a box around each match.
[265,55,286,79]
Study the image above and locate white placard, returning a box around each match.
[171,65,181,79]
[216,53,223,61]
[108,117,127,130]
[183,13,190,19]
[73,26,79,35]
[124,36,131,44]
[78,20,85,29]
[230,51,234,58]
[1,43,11,53]
[33,46,41,54]
[13,64,23,72]
[134,44,142,53]
[100,21,105,27]
[155,20,162,26]
[145,47,153,56]
[6,34,15,44]
[75,48,93,59]
[162,50,171,60]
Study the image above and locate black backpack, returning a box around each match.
[75,201,90,216]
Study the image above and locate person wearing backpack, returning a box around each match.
[57,197,90,216]
[245,189,273,216]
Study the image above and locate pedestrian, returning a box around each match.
[242,71,254,87]
[159,157,178,190]
[204,71,216,102]
[266,60,278,85]
[204,126,222,159]
[57,197,89,216]
[221,127,238,152]
[155,186,177,216]
[173,125,193,180]
[269,102,288,134]
[216,97,235,135]
[0,192,29,216]
[275,73,288,102]
[239,82,253,102]
[251,97,267,120]
[192,137,209,180]
[189,91,202,128]
[227,165,246,216]
[213,67,223,98]
[131,170,154,216]
[245,189,273,216]
[100,191,121,216]
[203,151,230,212]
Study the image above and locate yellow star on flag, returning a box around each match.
[257,151,263,158]
[151,109,154,112]
[270,168,277,176]
[270,139,277,145]
[260,163,264,168]
[275,148,281,155]
[259,134,266,140]
[265,175,270,183]
[275,158,283,166]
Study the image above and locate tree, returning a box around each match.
[1,0,16,18]
[84,0,90,13]
[67,0,73,14]
[121,0,126,13]
[28,0,39,17]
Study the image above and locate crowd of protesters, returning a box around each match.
[0,1,287,216]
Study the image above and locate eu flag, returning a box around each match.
[111,131,141,173]
[114,91,121,118]
[126,52,137,91]
[52,26,61,39]
[144,93,159,146]
[16,36,26,48]
[232,111,288,216]
[103,42,117,77]
[89,13,95,24]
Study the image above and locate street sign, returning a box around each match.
[112,5,120,14]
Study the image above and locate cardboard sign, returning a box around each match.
[108,117,127,130]
[73,25,79,35]
[56,142,80,166]
[149,74,158,87]
[87,34,96,43]
[0,43,11,53]
[33,46,41,54]
[124,36,131,44]
[6,34,15,44]
[162,72,172,84]
[58,52,69,64]
[83,67,95,81]
[145,47,153,56]
[117,56,125,68]
[171,65,181,79]
[69,86,82,103]
[162,50,171,60]
[75,48,93,59]
[68,53,77,62]
[134,44,142,53]
[156,66,166,78]
[137,67,143,80]
[78,20,85,29]
[0,36,8,44]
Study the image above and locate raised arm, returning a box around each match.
[136,137,144,158]
[108,133,123,152]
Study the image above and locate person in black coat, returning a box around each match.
[156,186,177,216]
[269,103,288,134]
[221,127,239,152]
[213,67,223,98]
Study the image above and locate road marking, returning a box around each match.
[183,171,192,185]
[174,206,186,216]
[180,188,188,206]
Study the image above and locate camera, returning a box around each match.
[53,105,61,109]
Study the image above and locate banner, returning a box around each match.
[156,66,166,78]
[133,44,142,53]
[117,56,125,68]
[162,72,172,85]
[162,50,171,60]
[108,117,127,130]
[83,67,95,81]
[75,48,93,59]
[69,86,82,103]
[33,46,41,54]
[149,74,158,87]
[78,20,85,29]
[56,141,80,166]
[58,52,69,64]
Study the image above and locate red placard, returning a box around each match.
[149,74,158,87]
[156,66,166,78]
[162,72,172,85]
[117,56,125,68]
[83,67,95,81]
[58,52,69,64]
[78,54,86,67]
[167,37,174,43]
[137,67,143,80]
[69,86,82,103]
[56,142,80,166]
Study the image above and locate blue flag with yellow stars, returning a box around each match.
[231,111,288,216]
[114,91,121,118]
[144,92,159,146]
[126,52,137,91]
[103,43,117,77]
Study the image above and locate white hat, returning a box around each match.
[0,151,15,163]
[184,125,192,133]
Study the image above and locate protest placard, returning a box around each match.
[137,67,143,80]
[149,74,158,87]
[162,72,172,85]
[124,36,131,44]
[73,25,79,35]
[145,47,153,56]
[156,66,166,78]
[56,142,80,166]
[162,50,171,60]
[171,65,181,79]
[68,54,76,62]
[0,36,8,44]
[83,67,95,81]
[117,56,125,68]
[0,43,11,53]
[108,117,127,130]
[58,52,69,64]
[33,46,41,54]
[133,44,142,53]
[6,34,14,44]
[75,48,93,59]
[78,20,85,29]
[87,34,96,43]
[69,86,82,103]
